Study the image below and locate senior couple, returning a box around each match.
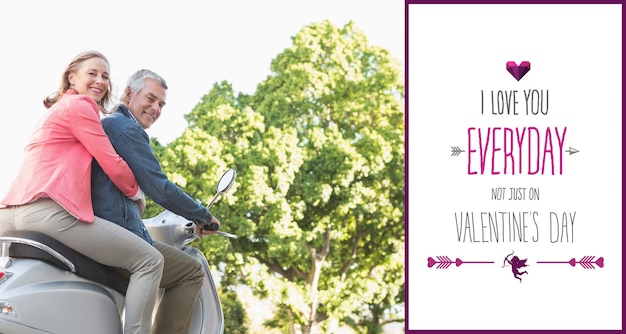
[0,50,217,334]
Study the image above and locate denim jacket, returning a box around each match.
[91,104,213,244]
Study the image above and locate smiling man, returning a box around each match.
[91,69,221,334]
[122,72,166,129]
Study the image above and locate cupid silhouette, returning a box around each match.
[502,250,529,283]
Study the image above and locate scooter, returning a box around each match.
[0,169,238,334]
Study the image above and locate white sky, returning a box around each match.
[0,0,404,195]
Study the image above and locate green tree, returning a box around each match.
[220,288,250,334]
[151,20,404,333]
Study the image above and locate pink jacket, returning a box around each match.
[1,91,140,222]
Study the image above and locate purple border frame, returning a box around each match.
[404,0,624,333]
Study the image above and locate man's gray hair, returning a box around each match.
[126,69,168,94]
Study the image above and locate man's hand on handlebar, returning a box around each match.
[195,216,220,237]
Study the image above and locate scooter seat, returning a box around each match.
[0,230,129,295]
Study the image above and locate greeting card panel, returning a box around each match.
[407,4,622,330]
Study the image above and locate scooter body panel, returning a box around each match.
[0,259,122,334]
[185,247,224,334]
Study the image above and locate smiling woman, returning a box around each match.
[45,52,112,112]
[0,50,166,334]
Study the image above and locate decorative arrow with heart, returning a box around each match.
[536,256,604,269]
[427,256,494,269]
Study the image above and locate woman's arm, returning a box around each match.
[68,96,141,199]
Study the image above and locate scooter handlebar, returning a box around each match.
[205,222,220,231]
[216,231,238,239]
[196,221,238,239]
[196,221,220,231]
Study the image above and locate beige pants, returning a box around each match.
[0,198,164,334]
[152,241,204,334]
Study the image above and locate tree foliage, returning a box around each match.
[219,288,250,334]
[150,20,404,333]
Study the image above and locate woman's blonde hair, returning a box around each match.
[43,50,112,112]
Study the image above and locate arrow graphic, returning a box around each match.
[565,147,579,155]
[450,146,465,156]
[427,256,494,269]
[537,256,604,269]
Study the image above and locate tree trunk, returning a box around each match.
[303,229,330,334]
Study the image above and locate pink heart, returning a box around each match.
[427,257,436,268]
[596,257,604,268]
[568,258,576,267]
[506,61,531,81]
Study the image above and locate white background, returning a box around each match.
[408,4,622,330]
